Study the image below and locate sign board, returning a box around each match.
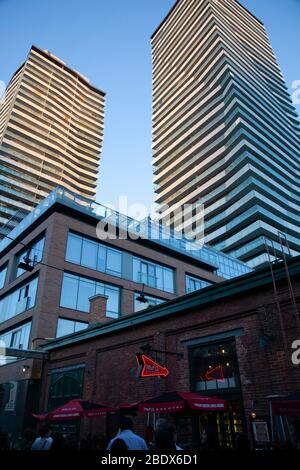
[136,353,169,378]
[251,419,271,445]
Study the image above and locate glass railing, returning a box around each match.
[0,187,253,279]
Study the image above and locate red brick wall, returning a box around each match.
[39,276,300,442]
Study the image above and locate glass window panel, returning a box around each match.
[74,321,88,333]
[0,322,31,351]
[77,278,95,312]
[60,274,79,310]
[0,277,38,323]
[57,318,74,337]
[66,233,82,264]
[65,232,122,279]
[97,246,106,273]
[133,259,140,283]
[191,341,239,392]
[16,236,45,278]
[163,269,174,293]
[106,249,122,276]
[156,267,164,291]
[134,293,164,312]
[81,239,97,270]
[105,287,119,318]
[56,318,88,338]
[0,265,8,290]
[95,283,105,296]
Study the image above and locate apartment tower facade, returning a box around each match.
[152,0,300,268]
[0,45,105,238]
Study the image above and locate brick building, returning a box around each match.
[0,187,251,439]
[39,255,300,449]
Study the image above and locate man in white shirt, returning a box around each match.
[31,427,53,451]
[107,418,148,451]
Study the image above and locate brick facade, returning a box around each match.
[39,260,300,448]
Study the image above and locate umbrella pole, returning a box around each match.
[269,400,275,449]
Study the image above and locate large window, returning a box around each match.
[191,341,240,392]
[0,321,31,350]
[0,277,38,323]
[56,318,88,338]
[66,232,122,277]
[0,265,8,290]
[15,236,45,278]
[185,274,213,293]
[133,257,175,293]
[60,273,120,318]
[134,293,165,312]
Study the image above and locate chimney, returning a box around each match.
[88,294,109,325]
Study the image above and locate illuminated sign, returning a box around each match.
[136,353,169,378]
[204,365,225,382]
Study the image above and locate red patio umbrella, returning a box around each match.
[33,399,115,421]
[137,391,227,414]
[272,392,300,416]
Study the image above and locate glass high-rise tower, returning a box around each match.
[152,0,300,268]
[0,45,105,238]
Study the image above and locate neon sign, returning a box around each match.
[136,353,169,378]
[204,365,225,382]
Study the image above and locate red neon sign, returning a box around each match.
[205,365,225,382]
[136,354,169,378]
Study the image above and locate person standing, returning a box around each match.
[107,418,148,451]
[31,426,53,451]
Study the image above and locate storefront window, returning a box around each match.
[191,341,239,392]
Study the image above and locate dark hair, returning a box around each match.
[119,418,134,432]
[39,426,50,438]
[110,438,128,452]
[154,428,177,451]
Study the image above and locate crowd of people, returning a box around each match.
[1,417,300,451]
[0,418,195,451]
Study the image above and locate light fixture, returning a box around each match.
[136,292,148,304]
[222,349,226,354]
[226,362,230,367]
[18,252,34,272]
[22,365,30,373]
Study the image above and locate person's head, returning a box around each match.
[154,427,176,451]
[154,419,177,450]
[119,418,134,432]
[39,426,50,438]
[110,438,128,452]
[155,419,177,438]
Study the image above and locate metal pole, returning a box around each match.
[269,400,275,449]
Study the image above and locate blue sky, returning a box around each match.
[0,0,299,211]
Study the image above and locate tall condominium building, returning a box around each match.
[152,0,300,268]
[0,45,105,238]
